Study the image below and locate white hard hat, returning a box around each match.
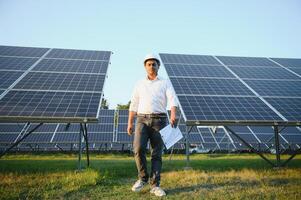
[143,53,161,66]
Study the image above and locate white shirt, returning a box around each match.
[129,76,178,114]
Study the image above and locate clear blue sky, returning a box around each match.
[1,0,300,109]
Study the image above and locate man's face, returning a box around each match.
[144,59,159,76]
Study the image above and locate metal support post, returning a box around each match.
[83,123,90,167]
[273,125,281,167]
[78,123,83,171]
[185,126,194,169]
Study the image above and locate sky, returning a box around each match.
[0,0,301,109]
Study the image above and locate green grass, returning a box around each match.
[0,153,301,199]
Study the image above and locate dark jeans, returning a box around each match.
[133,116,166,187]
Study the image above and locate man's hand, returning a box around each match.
[127,124,134,136]
[127,111,136,135]
[170,106,177,128]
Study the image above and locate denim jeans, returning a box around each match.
[133,116,166,187]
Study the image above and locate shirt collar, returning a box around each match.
[146,75,160,81]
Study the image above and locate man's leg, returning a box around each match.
[133,117,149,183]
[149,118,166,187]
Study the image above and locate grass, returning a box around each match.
[0,153,301,199]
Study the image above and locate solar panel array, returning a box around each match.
[160,54,301,125]
[0,45,111,123]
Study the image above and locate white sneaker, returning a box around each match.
[131,180,147,192]
[150,187,166,197]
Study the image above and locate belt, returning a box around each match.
[137,113,167,118]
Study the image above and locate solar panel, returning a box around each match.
[169,77,253,95]
[228,66,299,79]
[46,48,111,60]
[0,57,38,70]
[0,91,101,119]
[216,56,278,67]
[52,132,78,143]
[0,45,111,123]
[165,64,234,78]
[244,80,301,97]
[270,58,301,68]
[0,71,24,89]
[0,45,49,57]
[264,98,301,121]
[0,133,19,143]
[160,53,219,65]
[116,110,132,143]
[178,95,282,121]
[14,72,106,92]
[160,53,301,125]
[287,68,301,76]
[33,59,109,74]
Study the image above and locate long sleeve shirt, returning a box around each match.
[129,76,178,114]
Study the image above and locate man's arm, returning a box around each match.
[170,106,177,127]
[127,111,136,135]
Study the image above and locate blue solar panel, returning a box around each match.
[160,53,219,65]
[88,132,113,142]
[161,53,301,125]
[0,57,38,70]
[88,124,114,132]
[0,133,19,143]
[0,45,49,57]
[98,109,115,116]
[178,95,282,121]
[33,59,109,74]
[165,64,234,78]
[46,48,111,60]
[0,91,101,119]
[217,56,278,67]
[52,132,78,143]
[0,45,111,123]
[228,66,299,79]
[98,116,114,123]
[0,71,24,89]
[23,133,53,143]
[118,109,129,116]
[287,68,301,76]
[13,72,106,92]
[187,133,203,143]
[170,77,254,95]
[244,80,301,97]
[264,98,301,121]
[57,124,80,132]
[271,58,301,68]
[0,123,25,132]
[28,123,57,132]
[0,90,5,95]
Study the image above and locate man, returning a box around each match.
[127,53,178,197]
